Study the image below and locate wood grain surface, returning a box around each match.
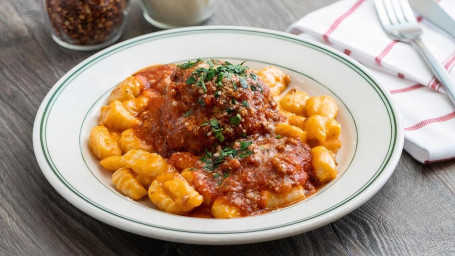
[1,0,455,255]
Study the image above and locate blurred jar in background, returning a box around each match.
[139,0,216,29]
[43,0,130,51]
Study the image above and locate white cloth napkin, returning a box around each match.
[287,0,455,163]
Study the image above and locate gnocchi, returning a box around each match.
[89,60,342,218]
[112,168,148,200]
[148,172,203,214]
[89,126,122,160]
[258,66,291,96]
[124,149,168,179]
[107,76,142,104]
[279,89,309,116]
[99,100,141,131]
[119,128,154,153]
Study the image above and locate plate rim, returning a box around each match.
[33,26,404,244]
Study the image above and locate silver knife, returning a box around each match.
[408,0,455,39]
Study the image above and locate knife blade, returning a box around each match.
[408,0,455,39]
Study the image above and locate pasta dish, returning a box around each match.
[88,59,341,218]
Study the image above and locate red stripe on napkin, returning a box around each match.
[375,41,397,66]
[444,52,455,70]
[323,0,365,43]
[390,84,424,94]
[405,112,455,131]
[428,77,439,90]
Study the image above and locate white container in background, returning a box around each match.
[139,0,217,29]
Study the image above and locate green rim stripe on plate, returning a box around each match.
[40,27,398,234]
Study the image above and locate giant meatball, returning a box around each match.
[161,60,284,154]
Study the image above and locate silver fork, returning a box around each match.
[374,0,455,106]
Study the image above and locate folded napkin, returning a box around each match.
[288,0,455,163]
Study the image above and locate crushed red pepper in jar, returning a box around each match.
[44,0,129,49]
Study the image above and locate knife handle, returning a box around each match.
[412,37,455,106]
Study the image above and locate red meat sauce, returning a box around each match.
[131,60,316,217]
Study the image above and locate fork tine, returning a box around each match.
[397,0,418,23]
[390,0,406,24]
[382,0,398,25]
[374,0,392,27]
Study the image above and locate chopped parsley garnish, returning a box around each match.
[183,110,193,117]
[198,98,206,106]
[199,140,254,170]
[200,121,209,126]
[238,150,254,159]
[223,172,229,178]
[179,59,201,69]
[239,77,248,89]
[206,68,216,81]
[215,72,224,87]
[196,74,207,92]
[209,118,224,142]
[214,129,224,142]
[201,147,237,170]
[229,114,242,126]
[232,80,238,90]
[242,100,249,108]
[186,75,197,85]
[257,83,264,92]
[210,119,219,126]
[240,141,253,151]
[213,173,220,178]
[249,72,258,82]
[193,67,208,74]
[181,59,262,102]
[226,108,235,114]
[276,134,282,139]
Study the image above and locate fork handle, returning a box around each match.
[411,37,455,106]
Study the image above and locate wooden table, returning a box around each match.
[2,0,455,255]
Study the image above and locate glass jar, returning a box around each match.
[139,0,216,29]
[43,0,130,51]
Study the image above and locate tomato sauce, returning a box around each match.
[132,61,315,217]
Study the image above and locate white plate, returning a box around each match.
[33,26,403,245]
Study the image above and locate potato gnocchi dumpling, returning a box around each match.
[148,172,203,214]
[123,95,151,116]
[306,95,338,119]
[211,198,241,219]
[124,149,168,179]
[311,146,337,184]
[107,76,142,104]
[305,115,341,153]
[279,89,309,116]
[89,126,122,160]
[99,155,124,172]
[275,123,307,143]
[119,128,154,153]
[89,60,342,218]
[99,100,141,131]
[260,186,305,209]
[112,168,148,200]
[258,66,291,96]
